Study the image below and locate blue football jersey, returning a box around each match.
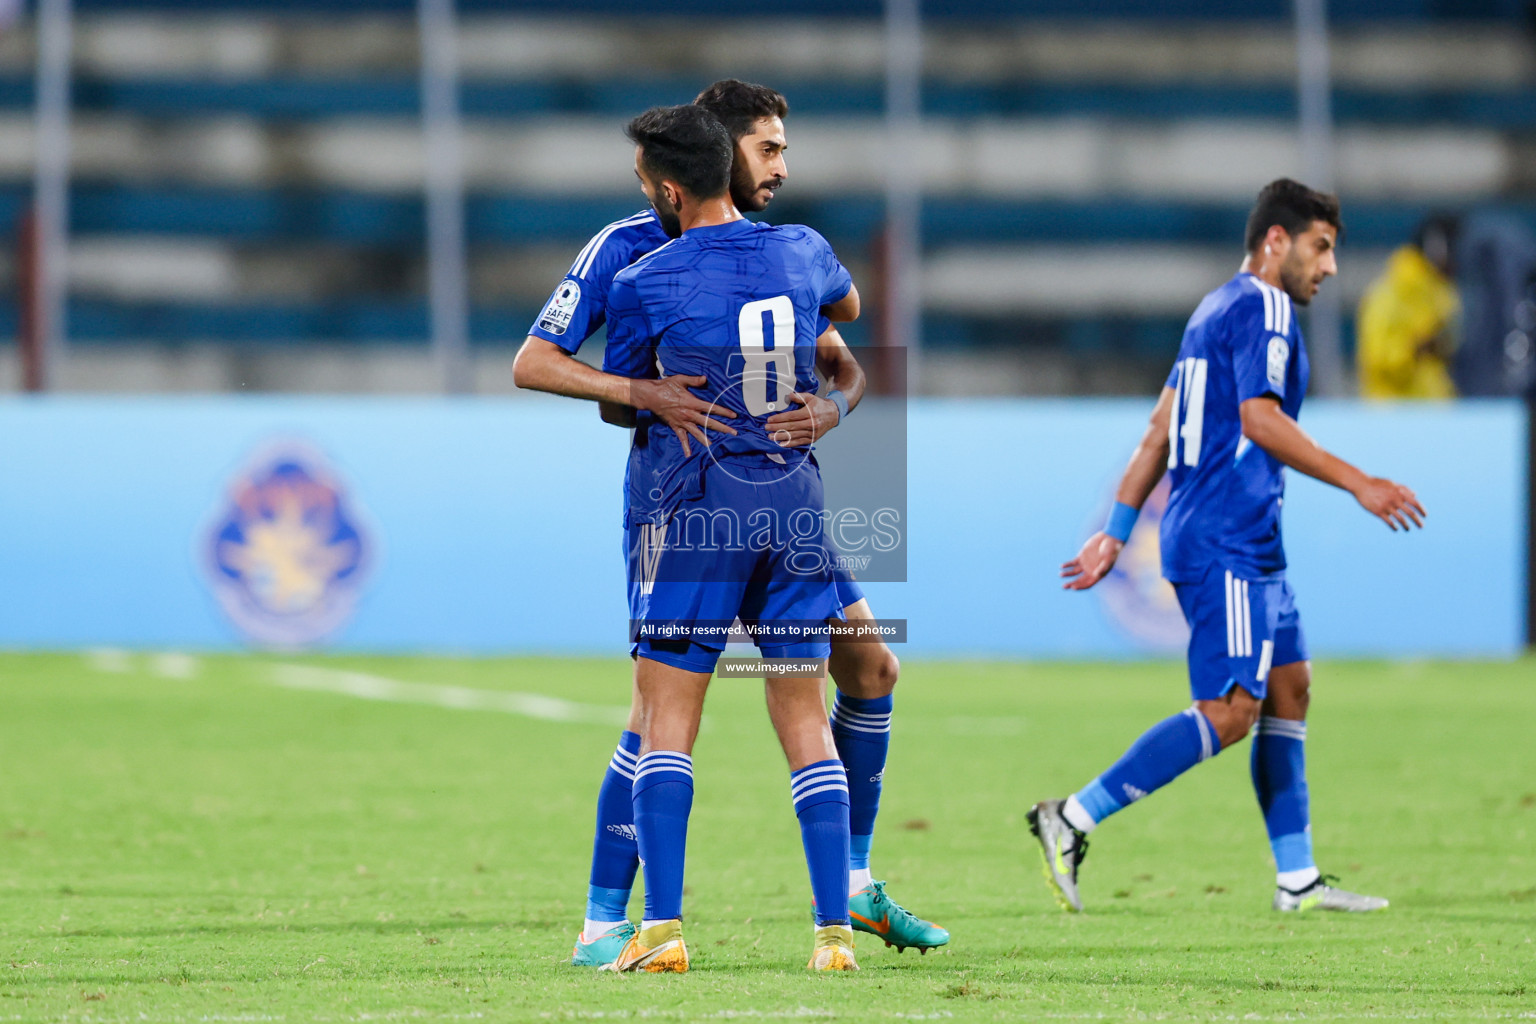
[526,208,669,352]
[1160,272,1310,583]
[602,218,853,524]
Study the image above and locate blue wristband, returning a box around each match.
[1104,501,1139,543]
[826,390,850,422]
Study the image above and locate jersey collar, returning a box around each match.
[683,218,755,239]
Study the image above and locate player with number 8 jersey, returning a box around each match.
[596,105,864,973]
[522,82,945,971]
[605,226,851,521]
[603,201,854,661]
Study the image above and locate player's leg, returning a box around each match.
[827,599,897,894]
[608,647,713,973]
[761,649,857,971]
[1252,658,1317,895]
[607,502,740,974]
[1030,567,1268,911]
[745,464,859,970]
[827,597,949,951]
[572,521,660,965]
[1254,587,1386,912]
[570,673,644,965]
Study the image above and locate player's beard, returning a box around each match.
[729,162,781,214]
[650,190,683,239]
[1278,253,1316,306]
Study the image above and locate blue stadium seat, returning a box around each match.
[66,0,1534,21]
[2,76,1534,128]
[2,186,1528,249]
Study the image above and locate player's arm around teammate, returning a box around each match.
[514,340,736,456]
[766,321,865,449]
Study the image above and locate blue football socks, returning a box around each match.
[632,750,694,923]
[584,731,641,926]
[1066,707,1219,831]
[830,693,891,881]
[1252,716,1318,888]
[790,759,851,926]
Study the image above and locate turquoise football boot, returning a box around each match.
[569,921,636,967]
[848,880,949,953]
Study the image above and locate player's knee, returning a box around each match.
[1210,714,1252,750]
[871,650,899,697]
[1286,672,1312,715]
[1222,700,1261,748]
[1266,663,1312,719]
[834,647,898,699]
[1199,697,1260,750]
[1289,681,1311,717]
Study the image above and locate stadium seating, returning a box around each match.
[1,3,1532,392]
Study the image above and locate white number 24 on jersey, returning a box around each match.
[1168,356,1208,468]
[738,295,796,416]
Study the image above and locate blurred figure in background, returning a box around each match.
[1356,215,1460,400]
[1451,210,1536,398]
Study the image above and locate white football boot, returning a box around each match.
[1273,875,1389,912]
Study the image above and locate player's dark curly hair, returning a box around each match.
[1243,178,1343,253]
[694,79,789,142]
[625,104,733,199]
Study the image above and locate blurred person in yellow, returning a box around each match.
[1356,215,1460,399]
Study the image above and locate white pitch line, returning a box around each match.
[152,652,200,679]
[85,648,133,674]
[268,663,629,727]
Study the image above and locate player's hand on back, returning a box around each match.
[1352,476,1426,532]
[765,393,840,448]
[633,375,737,457]
[1061,532,1124,591]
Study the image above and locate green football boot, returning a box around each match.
[569,921,636,967]
[848,880,949,953]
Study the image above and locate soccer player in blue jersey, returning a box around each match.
[1030,179,1426,914]
[594,103,863,972]
[513,80,944,966]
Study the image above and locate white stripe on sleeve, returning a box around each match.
[571,213,654,279]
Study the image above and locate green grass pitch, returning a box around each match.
[1,652,1532,1022]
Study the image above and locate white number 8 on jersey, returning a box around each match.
[738,295,797,416]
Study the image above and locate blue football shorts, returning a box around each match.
[829,550,866,610]
[1173,564,1309,701]
[627,455,845,674]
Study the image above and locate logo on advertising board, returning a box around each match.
[203,445,372,647]
[1096,477,1188,651]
